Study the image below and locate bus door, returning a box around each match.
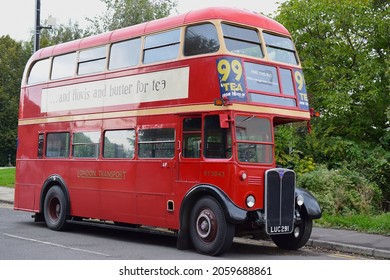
[134,126,176,227]
[178,116,202,182]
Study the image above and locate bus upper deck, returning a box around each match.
[20,7,310,126]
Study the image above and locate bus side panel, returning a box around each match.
[15,124,44,212]
[14,182,37,212]
[133,160,175,228]
[68,160,138,223]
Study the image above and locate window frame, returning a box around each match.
[143,29,181,64]
[263,32,298,65]
[77,46,107,75]
[182,117,202,158]
[72,131,101,158]
[45,132,71,158]
[103,129,136,159]
[138,127,176,159]
[109,38,141,70]
[184,23,220,57]
[221,23,264,59]
[51,52,77,80]
[235,115,274,164]
[27,58,51,85]
[203,115,232,159]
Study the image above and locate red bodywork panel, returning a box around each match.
[15,7,307,231]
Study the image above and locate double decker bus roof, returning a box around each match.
[32,7,289,60]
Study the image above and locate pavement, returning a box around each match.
[1,186,389,259]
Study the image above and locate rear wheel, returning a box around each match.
[43,186,69,231]
[190,196,235,256]
[270,211,312,250]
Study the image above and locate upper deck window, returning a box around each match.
[263,33,298,65]
[280,68,295,96]
[27,58,50,84]
[184,23,220,56]
[109,38,141,70]
[51,52,77,80]
[222,24,263,58]
[143,29,180,64]
[78,46,107,75]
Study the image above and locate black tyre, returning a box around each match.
[189,196,235,256]
[43,185,69,231]
[270,211,312,250]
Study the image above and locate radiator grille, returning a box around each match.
[265,169,295,235]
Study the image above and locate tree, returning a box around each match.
[276,0,389,147]
[87,0,177,34]
[274,0,390,210]
[38,19,87,48]
[0,36,31,166]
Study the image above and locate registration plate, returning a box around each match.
[268,225,291,234]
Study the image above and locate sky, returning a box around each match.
[0,0,286,42]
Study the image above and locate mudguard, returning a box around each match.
[295,187,322,219]
[180,184,247,224]
[177,184,247,250]
[40,174,70,215]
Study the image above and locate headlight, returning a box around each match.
[296,194,304,206]
[246,195,255,208]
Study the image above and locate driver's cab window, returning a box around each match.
[204,115,232,159]
[235,115,273,163]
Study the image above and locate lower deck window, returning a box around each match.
[103,129,135,158]
[72,131,100,158]
[138,128,175,158]
[204,115,232,159]
[46,132,70,158]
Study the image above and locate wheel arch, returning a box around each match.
[40,174,70,216]
[177,184,247,250]
[295,187,322,219]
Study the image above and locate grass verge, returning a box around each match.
[315,213,390,236]
[0,167,15,188]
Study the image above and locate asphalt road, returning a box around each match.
[0,204,364,260]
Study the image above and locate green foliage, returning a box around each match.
[276,0,389,146]
[275,0,390,211]
[316,213,390,236]
[87,0,177,34]
[275,123,316,175]
[298,129,390,210]
[298,166,382,216]
[39,20,88,48]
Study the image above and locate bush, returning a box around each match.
[297,166,382,216]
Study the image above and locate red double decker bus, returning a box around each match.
[15,7,321,256]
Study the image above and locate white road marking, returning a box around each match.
[3,233,111,257]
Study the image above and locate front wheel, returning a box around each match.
[270,211,312,250]
[190,196,235,256]
[43,185,69,231]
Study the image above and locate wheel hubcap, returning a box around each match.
[293,226,300,238]
[196,209,217,242]
[49,197,61,221]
